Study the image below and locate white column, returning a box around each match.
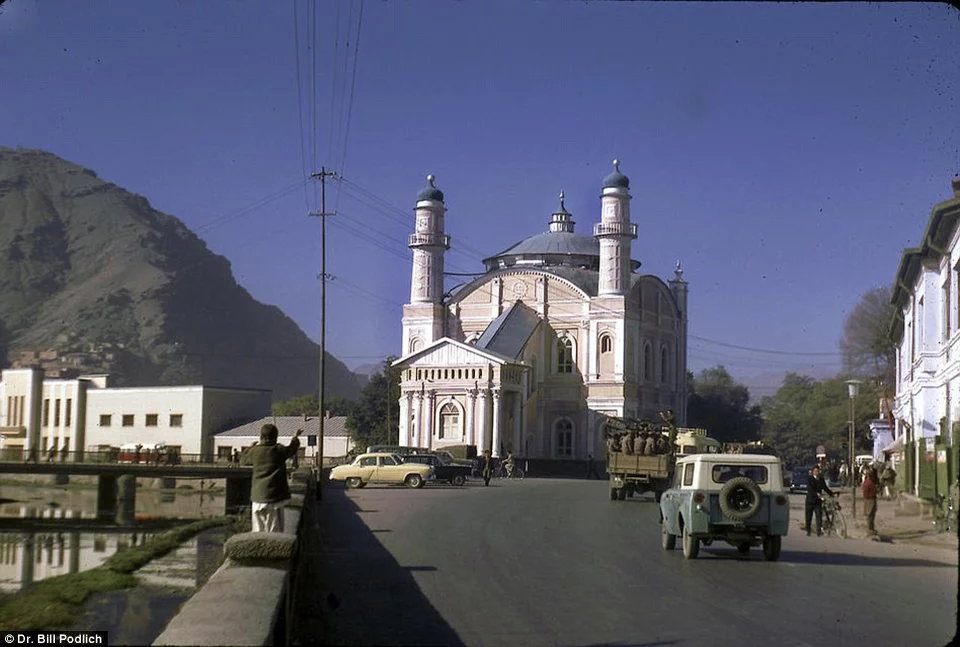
[412,392,422,448]
[492,389,502,457]
[466,389,476,447]
[512,392,522,455]
[398,393,410,445]
[424,391,436,449]
[478,389,489,453]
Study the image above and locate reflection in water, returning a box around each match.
[0,531,211,592]
[0,483,227,520]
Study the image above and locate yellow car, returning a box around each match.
[329,452,435,489]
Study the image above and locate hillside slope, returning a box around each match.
[0,146,361,401]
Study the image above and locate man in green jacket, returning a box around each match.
[241,424,301,532]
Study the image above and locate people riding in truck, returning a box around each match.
[644,432,657,456]
[634,431,647,455]
[620,432,635,455]
[607,432,620,454]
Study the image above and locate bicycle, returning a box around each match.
[493,462,525,480]
[932,493,956,533]
[820,495,847,538]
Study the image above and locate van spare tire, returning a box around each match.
[718,476,763,521]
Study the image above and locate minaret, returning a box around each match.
[401,175,450,354]
[594,160,637,296]
[669,261,689,425]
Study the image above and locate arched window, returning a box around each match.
[557,337,574,374]
[660,346,669,382]
[528,355,538,396]
[599,333,614,376]
[439,403,460,439]
[600,334,612,353]
[555,418,573,457]
[644,343,653,380]
[410,338,422,353]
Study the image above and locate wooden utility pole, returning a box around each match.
[310,167,337,501]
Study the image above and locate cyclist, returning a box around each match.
[805,465,835,537]
[503,452,516,478]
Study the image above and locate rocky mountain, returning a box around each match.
[0,147,362,401]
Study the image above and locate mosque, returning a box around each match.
[392,161,689,459]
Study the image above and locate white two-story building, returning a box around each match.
[0,367,271,460]
[890,177,960,500]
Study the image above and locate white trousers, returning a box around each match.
[252,501,287,533]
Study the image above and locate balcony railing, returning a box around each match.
[408,232,451,248]
[593,222,638,238]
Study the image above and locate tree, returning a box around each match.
[686,366,763,443]
[840,286,896,387]
[271,393,355,418]
[346,356,401,450]
[759,373,883,469]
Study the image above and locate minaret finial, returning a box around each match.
[559,190,565,210]
[426,174,436,186]
[674,260,684,281]
[613,159,620,172]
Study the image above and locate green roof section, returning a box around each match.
[602,159,630,189]
[416,174,444,202]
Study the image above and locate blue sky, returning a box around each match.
[2,1,958,397]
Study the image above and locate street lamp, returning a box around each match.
[846,379,862,519]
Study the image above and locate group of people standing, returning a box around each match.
[606,428,669,456]
[805,462,887,536]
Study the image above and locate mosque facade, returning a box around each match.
[392,162,689,459]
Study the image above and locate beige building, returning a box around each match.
[393,162,689,459]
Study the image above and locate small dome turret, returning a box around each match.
[602,159,630,190]
[417,174,444,202]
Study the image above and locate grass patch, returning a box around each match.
[0,516,234,631]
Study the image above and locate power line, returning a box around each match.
[292,0,310,212]
[689,335,840,357]
[337,0,364,180]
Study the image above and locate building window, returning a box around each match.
[555,418,573,457]
[217,446,232,460]
[410,338,422,353]
[600,334,612,353]
[944,276,952,342]
[54,399,61,426]
[660,347,669,383]
[100,415,112,427]
[170,414,183,427]
[43,399,50,427]
[644,343,653,380]
[122,415,134,427]
[439,403,460,439]
[65,399,72,426]
[557,337,574,374]
[599,334,614,376]
[417,369,422,380]
[146,414,159,427]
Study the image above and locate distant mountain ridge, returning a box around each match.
[0,146,362,401]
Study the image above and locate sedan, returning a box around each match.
[404,454,472,486]
[329,452,435,489]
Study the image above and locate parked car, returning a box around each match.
[329,452,435,489]
[427,450,474,467]
[404,454,472,485]
[790,467,813,493]
[659,454,790,561]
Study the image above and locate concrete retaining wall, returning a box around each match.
[153,474,312,646]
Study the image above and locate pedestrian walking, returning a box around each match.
[863,468,878,534]
[232,448,240,467]
[240,424,302,533]
[839,461,850,487]
[880,463,897,499]
[805,465,835,536]
[481,449,493,486]
[585,454,600,480]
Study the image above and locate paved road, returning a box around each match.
[296,478,958,647]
